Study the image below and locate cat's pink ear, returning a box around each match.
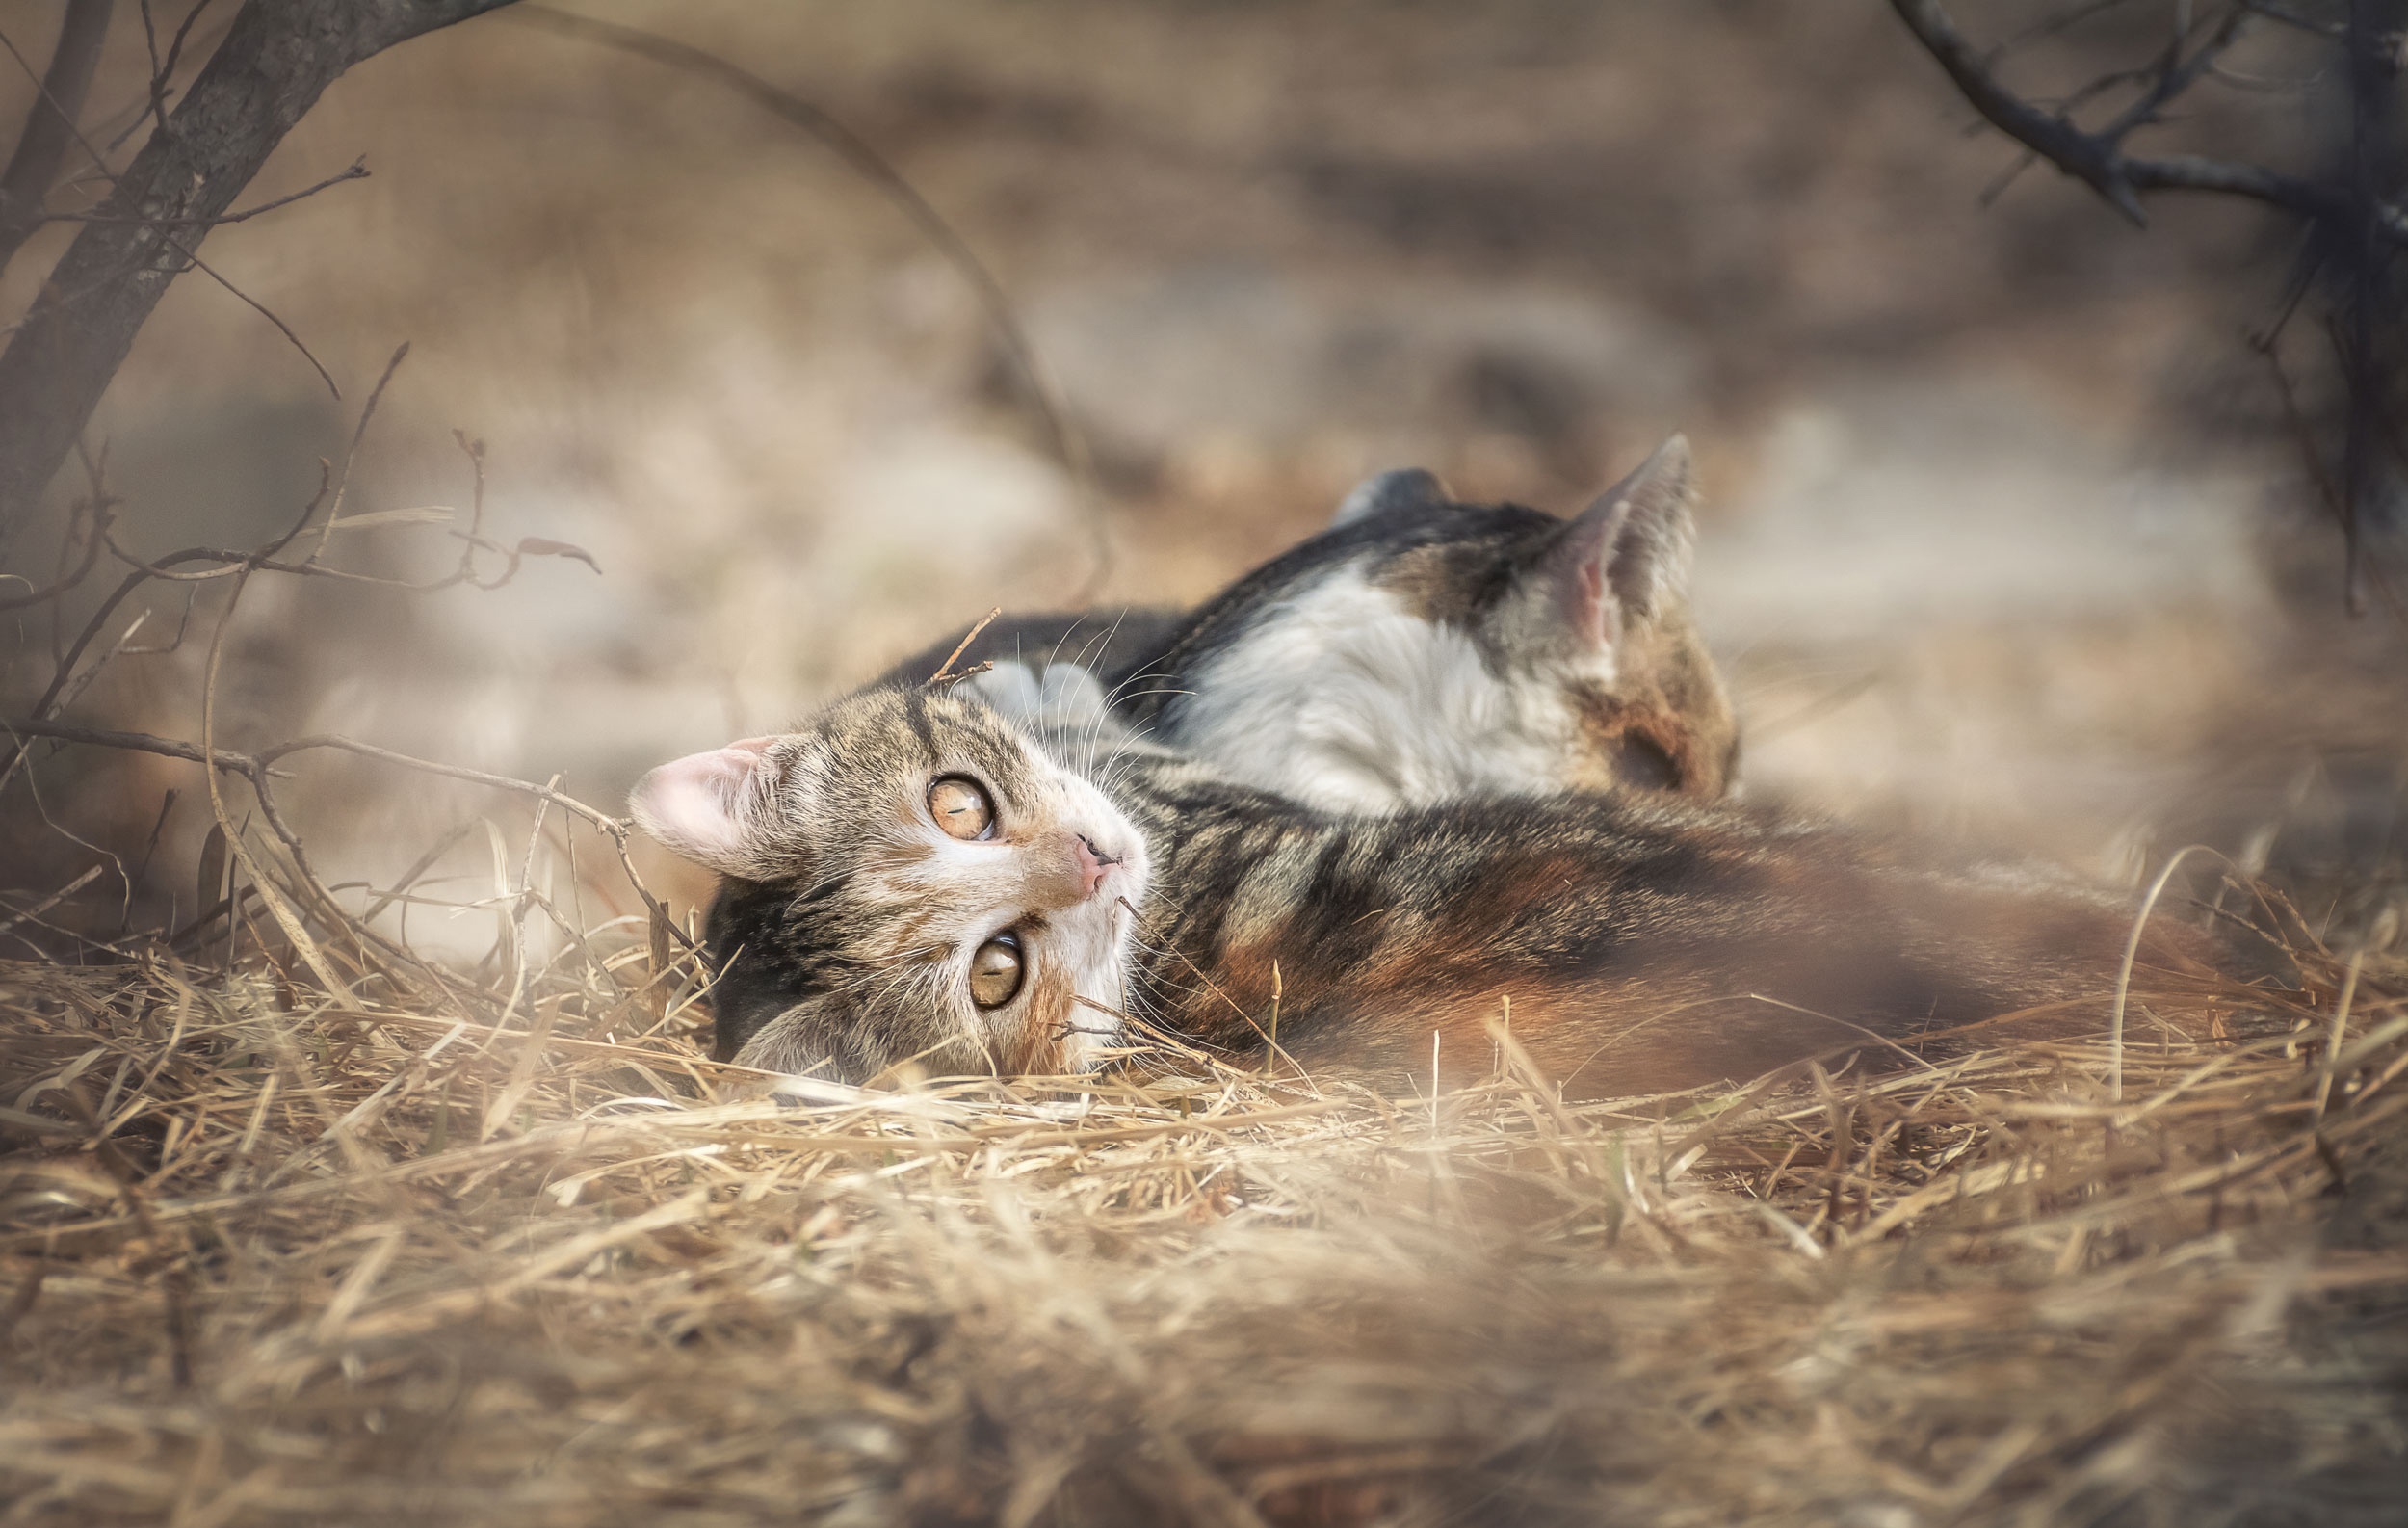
[629,736,776,877]
[1547,435,1697,648]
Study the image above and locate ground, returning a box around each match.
[2,4,2406,1522]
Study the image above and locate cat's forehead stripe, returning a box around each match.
[899,689,942,764]
[953,717,1026,786]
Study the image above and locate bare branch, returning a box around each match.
[166,232,340,398]
[41,157,369,226]
[3,713,699,958]
[1892,0,2151,220]
[2242,1,2354,40]
[505,3,1113,599]
[0,0,115,273]
[159,0,217,82]
[0,0,521,550]
[0,468,330,797]
[253,734,625,837]
[1889,0,2408,241]
[1993,0,2147,57]
[0,500,111,611]
[2094,5,2252,144]
[99,0,226,155]
[928,607,1003,685]
[3,718,275,776]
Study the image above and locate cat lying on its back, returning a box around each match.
[880,437,1738,811]
[635,673,2242,1095]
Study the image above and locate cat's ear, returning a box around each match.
[629,736,776,877]
[1330,467,1449,529]
[1544,435,1696,646]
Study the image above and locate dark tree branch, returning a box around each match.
[40,155,366,225]
[1889,0,2408,241]
[3,718,271,776]
[100,1,228,155]
[2094,5,2252,144]
[0,0,117,272]
[2242,1,2363,40]
[0,0,518,549]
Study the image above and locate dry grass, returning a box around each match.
[3,908,2404,1527]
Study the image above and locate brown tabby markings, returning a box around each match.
[640,688,1147,1082]
[686,686,2257,1097]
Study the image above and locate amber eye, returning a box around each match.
[968,934,1025,1009]
[1610,734,1682,792]
[929,776,996,840]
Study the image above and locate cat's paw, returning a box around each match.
[1034,663,1113,732]
[968,660,1114,734]
[966,660,1045,718]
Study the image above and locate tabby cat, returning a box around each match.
[634,672,2239,1096]
[877,438,1738,810]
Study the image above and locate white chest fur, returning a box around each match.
[1170,564,1583,811]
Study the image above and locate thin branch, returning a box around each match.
[505,2,1113,599]
[0,499,111,611]
[0,0,520,548]
[137,0,171,145]
[163,232,340,399]
[100,0,225,155]
[0,0,116,273]
[3,713,698,956]
[41,158,369,227]
[1889,0,2408,242]
[0,470,329,794]
[253,734,624,837]
[927,607,1003,684]
[2241,1,2354,40]
[159,0,216,82]
[2,719,277,776]
[315,342,410,555]
[2093,5,2253,144]
[1992,0,2147,56]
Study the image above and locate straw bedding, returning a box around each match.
[2,911,2404,1525]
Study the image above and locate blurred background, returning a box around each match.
[2,0,2403,956]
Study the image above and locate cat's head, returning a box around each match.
[1145,436,1739,811]
[629,686,1146,1080]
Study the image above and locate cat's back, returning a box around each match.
[1128,777,2252,1094]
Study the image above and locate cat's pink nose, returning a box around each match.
[1073,834,1122,900]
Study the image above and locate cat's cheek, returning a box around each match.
[1107,840,1152,920]
[1013,957,1084,1073]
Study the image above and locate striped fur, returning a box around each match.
[652,687,1148,1079]
[876,440,1738,810]
[687,678,2247,1097]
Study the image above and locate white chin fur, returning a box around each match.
[948,665,1152,1072]
[1050,771,1147,1070]
[1171,564,1581,811]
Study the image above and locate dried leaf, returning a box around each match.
[320,506,458,532]
[513,537,602,574]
